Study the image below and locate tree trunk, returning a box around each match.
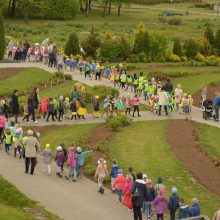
[103,0,108,17]
[117,2,121,16]
[10,0,16,17]
[8,0,12,16]
[89,0,92,10]
[86,0,89,16]
[108,1,111,14]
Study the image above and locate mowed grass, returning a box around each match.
[197,123,220,161]
[0,175,60,220]
[173,73,220,95]
[106,121,220,217]
[0,68,51,97]
[40,124,99,151]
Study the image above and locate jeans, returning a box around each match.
[11,113,18,123]
[133,106,140,117]
[67,166,77,180]
[27,108,35,122]
[158,105,168,116]
[58,64,63,72]
[170,210,176,220]
[98,172,106,188]
[118,190,123,202]
[133,205,142,220]
[111,177,116,190]
[76,164,82,177]
[25,157,36,174]
[215,105,219,120]
[5,144,10,154]
[46,112,55,121]
[145,203,152,217]
[144,92,148,100]
[14,146,22,158]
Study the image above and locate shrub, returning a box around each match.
[54,72,64,79]
[173,38,182,57]
[118,35,130,61]
[169,53,181,62]
[168,18,182,25]
[138,52,148,62]
[126,54,139,63]
[197,37,212,56]
[195,53,206,62]
[181,56,188,62]
[65,74,72,80]
[204,55,220,66]
[84,165,96,175]
[106,115,131,131]
[0,9,5,60]
[184,38,198,59]
[103,176,111,184]
[214,29,220,56]
[64,32,79,56]
[125,64,137,71]
[204,24,215,46]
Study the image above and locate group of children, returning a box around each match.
[109,160,201,220]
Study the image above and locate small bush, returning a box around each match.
[204,55,220,66]
[103,176,111,184]
[168,18,182,25]
[96,144,106,153]
[195,53,206,62]
[181,56,188,62]
[84,165,96,176]
[106,115,131,131]
[125,64,137,71]
[138,52,148,62]
[65,74,72,80]
[169,54,181,62]
[126,54,139,63]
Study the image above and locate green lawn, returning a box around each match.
[197,123,220,161]
[40,124,99,152]
[105,121,220,217]
[0,68,52,97]
[173,73,220,95]
[0,175,60,220]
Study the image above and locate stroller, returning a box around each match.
[202,99,214,120]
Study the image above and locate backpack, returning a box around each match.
[59,101,65,111]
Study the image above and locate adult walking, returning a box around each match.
[33,87,40,118]
[10,90,19,123]
[158,87,169,116]
[94,158,108,195]
[174,84,183,110]
[164,78,173,93]
[23,130,40,175]
[7,40,14,58]
[26,93,36,123]
[130,172,147,220]
[214,91,220,122]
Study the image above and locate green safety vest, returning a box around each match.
[121,75,127,83]
[127,77,133,83]
[137,82,143,90]
[4,133,12,145]
[149,85,155,95]
[144,83,149,92]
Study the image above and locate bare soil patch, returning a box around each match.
[0,68,26,80]
[193,82,220,107]
[23,125,62,135]
[167,119,220,196]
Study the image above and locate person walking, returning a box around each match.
[7,40,14,58]
[94,158,108,195]
[23,130,40,175]
[130,172,147,220]
[26,93,36,123]
[168,187,179,220]
[158,87,169,116]
[10,90,19,123]
[132,95,141,117]
[214,91,220,122]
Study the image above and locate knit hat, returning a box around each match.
[172,187,177,194]
[56,146,62,151]
[143,174,147,179]
[157,176,163,184]
[76,147,82,153]
[45,144,50,149]
[159,188,165,195]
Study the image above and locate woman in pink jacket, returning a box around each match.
[122,174,133,210]
[65,145,77,182]
[113,169,126,203]
[132,94,141,117]
[0,112,6,143]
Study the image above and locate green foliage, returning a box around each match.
[84,165,96,175]
[184,38,198,59]
[173,38,182,57]
[125,64,137,71]
[168,53,181,62]
[197,37,212,56]
[133,22,150,56]
[150,32,168,61]
[65,74,72,80]
[47,0,78,20]
[138,52,148,62]
[64,32,79,56]
[214,29,220,56]
[0,10,5,60]
[82,27,100,58]
[106,115,131,131]
[204,24,214,46]
[118,35,130,61]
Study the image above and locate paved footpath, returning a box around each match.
[0,62,219,128]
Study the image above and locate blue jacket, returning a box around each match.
[178,204,189,219]
[168,194,179,210]
[76,150,91,167]
[214,96,220,106]
[110,164,118,178]
[146,187,156,202]
[189,204,200,217]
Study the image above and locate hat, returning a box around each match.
[95,96,99,99]
[177,84,181,88]
[159,188,165,195]
[172,187,177,194]
[59,96,64,101]
[46,144,50,148]
[27,130,34,136]
[56,146,62,151]
[143,174,147,179]
[76,147,82,152]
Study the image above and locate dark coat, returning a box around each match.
[168,194,179,210]
[189,204,200,217]
[47,103,54,113]
[130,180,147,207]
[70,102,77,112]
[28,96,35,110]
[11,94,19,114]
[146,186,156,202]
[164,81,173,93]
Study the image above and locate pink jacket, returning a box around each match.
[123,179,132,195]
[132,97,140,106]
[67,151,76,168]
[125,97,132,108]
[0,115,6,129]
[113,174,126,190]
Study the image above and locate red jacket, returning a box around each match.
[113,174,126,190]
[40,97,49,112]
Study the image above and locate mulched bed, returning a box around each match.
[0,68,26,80]
[193,82,220,107]
[167,119,220,196]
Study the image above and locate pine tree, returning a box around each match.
[204,24,215,46]
[184,38,198,59]
[64,32,79,56]
[82,27,100,58]
[0,9,5,60]
[214,29,220,55]
[173,38,182,56]
[118,35,130,61]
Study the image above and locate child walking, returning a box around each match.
[65,145,77,182]
[110,159,119,192]
[3,128,13,155]
[22,103,28,121]
[42,144,52,175]
[145,179,156,219]
[55,146,65,178]
[70,99,77,120]
[113,169,126,203]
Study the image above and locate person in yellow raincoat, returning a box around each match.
[77,98,87,119]
[93,96,100,118]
